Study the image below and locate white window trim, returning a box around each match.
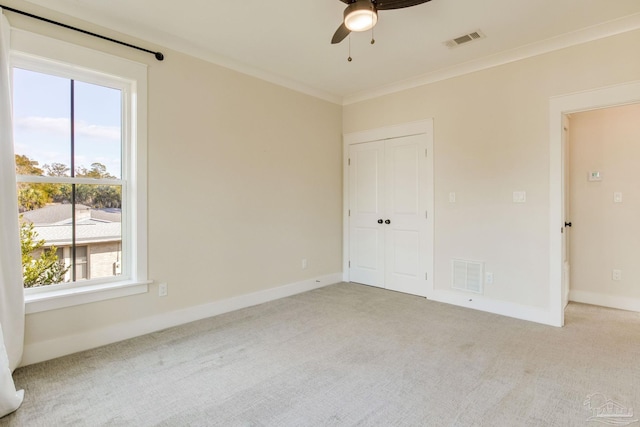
[11,29,149,313]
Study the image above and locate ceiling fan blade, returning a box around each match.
[331,23,351,44]
[376,0,431,10]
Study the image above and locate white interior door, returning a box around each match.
[384,134,428,296]
[561,115,570,308]
[349,141,385,288]
[348,134,429,296]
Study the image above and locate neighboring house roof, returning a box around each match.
[92,208,122,223]
[35,222,121,246]
[22,204,121,225]
[23,204,122,246]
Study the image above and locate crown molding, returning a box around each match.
[342,12,640,105]
[10,1,343,105]
[149,39,344,105]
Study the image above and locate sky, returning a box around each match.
[13,68,122,179]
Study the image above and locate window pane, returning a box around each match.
[74,185,122,281]
[19,188,72,287]
[76,183,122,209]
[17,181,71,212]
[74,81,122,179]
[18,183,122,286]
[13,69,71,176]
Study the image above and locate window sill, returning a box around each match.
[25,280,151,314]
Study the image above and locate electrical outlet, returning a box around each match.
[485,272,493,285]
[158,282,168,297]
[302,258,308,269]
[612,270,622,281]
[614,192,623,203]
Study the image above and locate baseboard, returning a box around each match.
[569,290,640,313]
[429,289,559,326]
[21,273,342,367]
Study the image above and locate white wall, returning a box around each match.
[4,3,343,365]
[569,104,640,309]
[343,29,640,319]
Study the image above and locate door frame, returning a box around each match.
[549,81,640,326]
[343,119,434,297]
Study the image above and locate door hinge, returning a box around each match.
[425,272,428,280]
[348,158,351,166]
[348,209,351,217]
[425,148,428,157]
[348,261,351,268]
[425,210,428,219]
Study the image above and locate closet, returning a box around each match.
[346,125,433,297]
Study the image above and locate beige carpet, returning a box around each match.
[2,282,640,426]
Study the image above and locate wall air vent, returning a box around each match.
[443,30,485,49]
[451,259,484,294]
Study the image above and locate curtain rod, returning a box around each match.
[0,4,164,61]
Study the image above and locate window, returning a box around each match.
[14,69,122,285]
[10,30,149,313]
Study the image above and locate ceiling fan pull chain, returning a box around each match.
[348,35,353,62]
[371,20,375,44]
[370,2,376,44]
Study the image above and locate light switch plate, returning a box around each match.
[513,191,526,203]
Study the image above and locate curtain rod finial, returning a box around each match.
[155,52,164,61]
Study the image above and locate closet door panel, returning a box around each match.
[349,141,385,288]
[385,135,427,296]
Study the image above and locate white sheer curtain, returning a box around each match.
[0,7,25,417]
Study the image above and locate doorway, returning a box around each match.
[549,81,640,326]
[565,104,640,311]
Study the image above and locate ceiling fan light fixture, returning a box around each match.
[344,2,378,32]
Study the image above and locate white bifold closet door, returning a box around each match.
[348,134,429,297]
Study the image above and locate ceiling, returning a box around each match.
[17,0,640,103]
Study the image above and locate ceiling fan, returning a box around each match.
[331,0,433,44]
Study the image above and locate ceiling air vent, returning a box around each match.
[443,30,485,49]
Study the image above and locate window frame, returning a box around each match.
[10,29,149,314]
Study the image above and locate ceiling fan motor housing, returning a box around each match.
[344,0,378,32]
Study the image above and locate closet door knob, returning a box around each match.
[385,219,391,224]
[377,219,383,224]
